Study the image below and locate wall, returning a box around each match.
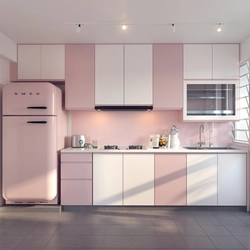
[71,110,231,147]
[0,57,10,206]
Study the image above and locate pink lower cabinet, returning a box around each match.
[155,154,187,205]
[60,153,93,205]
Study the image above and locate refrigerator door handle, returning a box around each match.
[27,106,47,109]
[27,121,47,124]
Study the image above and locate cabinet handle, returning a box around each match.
[27,121,47,124]
[27,106,47,109]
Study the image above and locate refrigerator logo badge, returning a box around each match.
[13,92,40,95]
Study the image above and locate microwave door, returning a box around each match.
[2,116,57,202]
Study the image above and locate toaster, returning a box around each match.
[71,135,86,148]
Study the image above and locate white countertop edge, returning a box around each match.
[61,147,247,153]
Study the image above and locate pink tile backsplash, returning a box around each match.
[71,110,231,146]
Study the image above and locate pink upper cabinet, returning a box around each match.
[153,44,183,110]
[65,45,95,110]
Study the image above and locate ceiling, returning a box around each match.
[0,0,250,44]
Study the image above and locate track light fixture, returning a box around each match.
[217,23,222,32]
[172,23,176,32]
[76,24,81,33]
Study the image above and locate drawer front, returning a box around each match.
[61,180,92,205]
[61,153,92,162]
[61,163,92,179]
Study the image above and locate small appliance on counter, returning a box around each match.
[170,125,180,148]
[71,135,86,148]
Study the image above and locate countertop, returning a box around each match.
[61,146,248,154]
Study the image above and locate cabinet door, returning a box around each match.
[218,154,246,205]
[187,154,217,205]
[93,154,123,205]
[155,154,186,205]
[213,44,239,79]
[18,45,41,79]
[65,45,95,110]
[153,44,183,109]
[95,45,124,105]
[124,45,152,105]
[41,45,65,79]
[184,44,212,79]
[124,154,154,205]
[61,180,92,205]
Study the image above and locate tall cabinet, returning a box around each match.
[153,44,183,109]
[65,45,95,110]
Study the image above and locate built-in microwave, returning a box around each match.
[183,80,239,121]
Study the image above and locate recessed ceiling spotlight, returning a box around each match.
[122,24,128,30]
[76,24,82,33]
[217,23,222,32]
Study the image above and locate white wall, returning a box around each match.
[240,36,250,62]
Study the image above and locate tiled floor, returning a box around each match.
[0,206,250,249]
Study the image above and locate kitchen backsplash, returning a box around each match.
[71,110,231,146]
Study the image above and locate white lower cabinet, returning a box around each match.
[93,154,123,205]
[187,154,217,205]
[123,154,154,205]
[218,154,246,205]
[93,153,154,206]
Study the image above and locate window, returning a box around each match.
[232,61,249,144]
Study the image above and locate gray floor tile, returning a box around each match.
[54,224,82,235]
[209,235,245,249]
[46,235,104,248]
[202,225,232,236]
[177,225,206,235]
[0,235,26,248]
[226,225,250,236]
[28,223,59,235]
[157,235,187,248]
[130,235,159,248]
[174,216,200,226]
[217,216,246,226]
[105,225,131,236]
[154,224,180,235]
[183,235,216,248]
[195,215,223,226]
[235,235,250,249]
[80,224,106,235]
[103,235,131,248]
[16,234,52,248]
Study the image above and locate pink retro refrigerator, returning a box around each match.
[2,82,67,204]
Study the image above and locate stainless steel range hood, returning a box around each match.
[95,105,153,111]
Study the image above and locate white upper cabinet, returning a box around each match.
[95,44,153,105]
[184,44,212,79]
[41,45,65,79]
[18,45,65,80]
[95,45,124,105]
[183,44,239,80]
[124,45,152,105]
[213,44,239,79]
[18,45,41,79]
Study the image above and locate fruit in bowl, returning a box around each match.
[159,135,168,147]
